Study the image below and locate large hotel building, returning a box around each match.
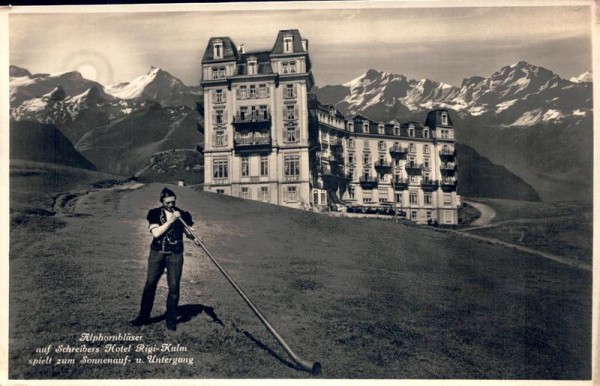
[199,30,460,225]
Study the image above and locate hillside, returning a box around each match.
[75,105,202,176]
[9,171,592,379]
[456,143,540,201]
[10,121,95,170]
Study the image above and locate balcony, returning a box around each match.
[405,162,423,175]
[439,148,456,159]
[440,177,457,191]
[389,145,407,159]
[234,133,272,153]
[359,176,379,189]
[440,162,457,174]
[421,178,439,191]
[374,160,393,174]
[233,113,272,130]
[392,177,409,190]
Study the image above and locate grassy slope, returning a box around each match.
[9,164,592,379]
[465,199,593,263]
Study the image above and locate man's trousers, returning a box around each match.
[138,249,183,324]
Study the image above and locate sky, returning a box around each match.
[8,2,593,88]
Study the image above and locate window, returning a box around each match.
[348,185,355,200]
[378,140,385,151]
[395,193,402,205]
[427,210,432,221]
[348,138,355,149]
[378,187,388,203]
[441,130,449,139]
[378,124,385,134]
[215,110,224,125]
[348,168,354,180]
[286,105,296,120]
[363,190,372,203]
[247,57,257,75]
[363,122,369,133]
[423,128,430,138]
[394,126,400,136]
[411,211,418,221]
[213,40,223,59]
[212,66,226,80]
[286,125,298,142]
[241,187,249,199]
[409,175,418,183]
[348,153,355,165]
[409,143,416,153]
[213,159,228,179]
[283,35,294,53]
[214,89,224,104]
[215,130,226,147]
[239,85,248,99]
[260,187,270,202]
[444,210,453,224]
[348,122,354,132]
[441,112,448,126]
[409,191,418,205]
[259,84,267,98]
[239,106,248,121]
[241,157,249,177]
[282,61,297,74]
[443,193,452,206]
[216,189,225,194]
[284,155,300,180]
[424,158,430,169]
[408,125,415,137]
[284,84,296,98]
[424,144,430,154]
[259,105,268,120]
[362,153,370,167]
[379,154,385,164]
[286,186,298,202]
[424,192,432,205]
[249,84,256,98]
[260,156,269,176]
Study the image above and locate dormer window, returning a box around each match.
[363,122,369,133]
[213,39,223,60]
[441,112,448,126]
[348,122,354,132]
[247,56,257,75]
[393,126,400,136]
[408,124,415,137]
[378,124,385,135]
[283,34,293,53]
[423,128,429,138]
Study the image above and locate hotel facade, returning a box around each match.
[199,30,460,225]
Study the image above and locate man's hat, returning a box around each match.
[160,187,177,202]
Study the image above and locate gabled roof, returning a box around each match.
[202,37,239,63]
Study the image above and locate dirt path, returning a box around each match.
[464,200,496,226]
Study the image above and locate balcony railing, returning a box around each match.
[389,145,407,158]
[440,163,457,173]
[421,178,439,191]
[374,160,393,173]
[439,148,456,158]
[392,177,409,190]
[284,175,301,183]
[405,163,423,174]
[359,176,379,189]
[234,133,272,152]
[233,113,272,130]
[440,177,457,191]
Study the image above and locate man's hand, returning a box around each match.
[170,211,182,222]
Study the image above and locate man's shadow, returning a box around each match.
[147,304,304,372]
[146,304,224,326]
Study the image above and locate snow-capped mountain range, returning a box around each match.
[315,61,592,127]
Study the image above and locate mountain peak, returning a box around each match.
[570,71,592,83]
[10,65,32,78]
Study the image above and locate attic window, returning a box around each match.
[423,128,429,138]
[348,122,354,132]
[247,56,257,75]
[441,112,448,126]
[213,40,223,60]
[393,126,400,136]
[283,34,293,53]
[363,122,369,133]
[378,124,385,135]
[408,124,415,137]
